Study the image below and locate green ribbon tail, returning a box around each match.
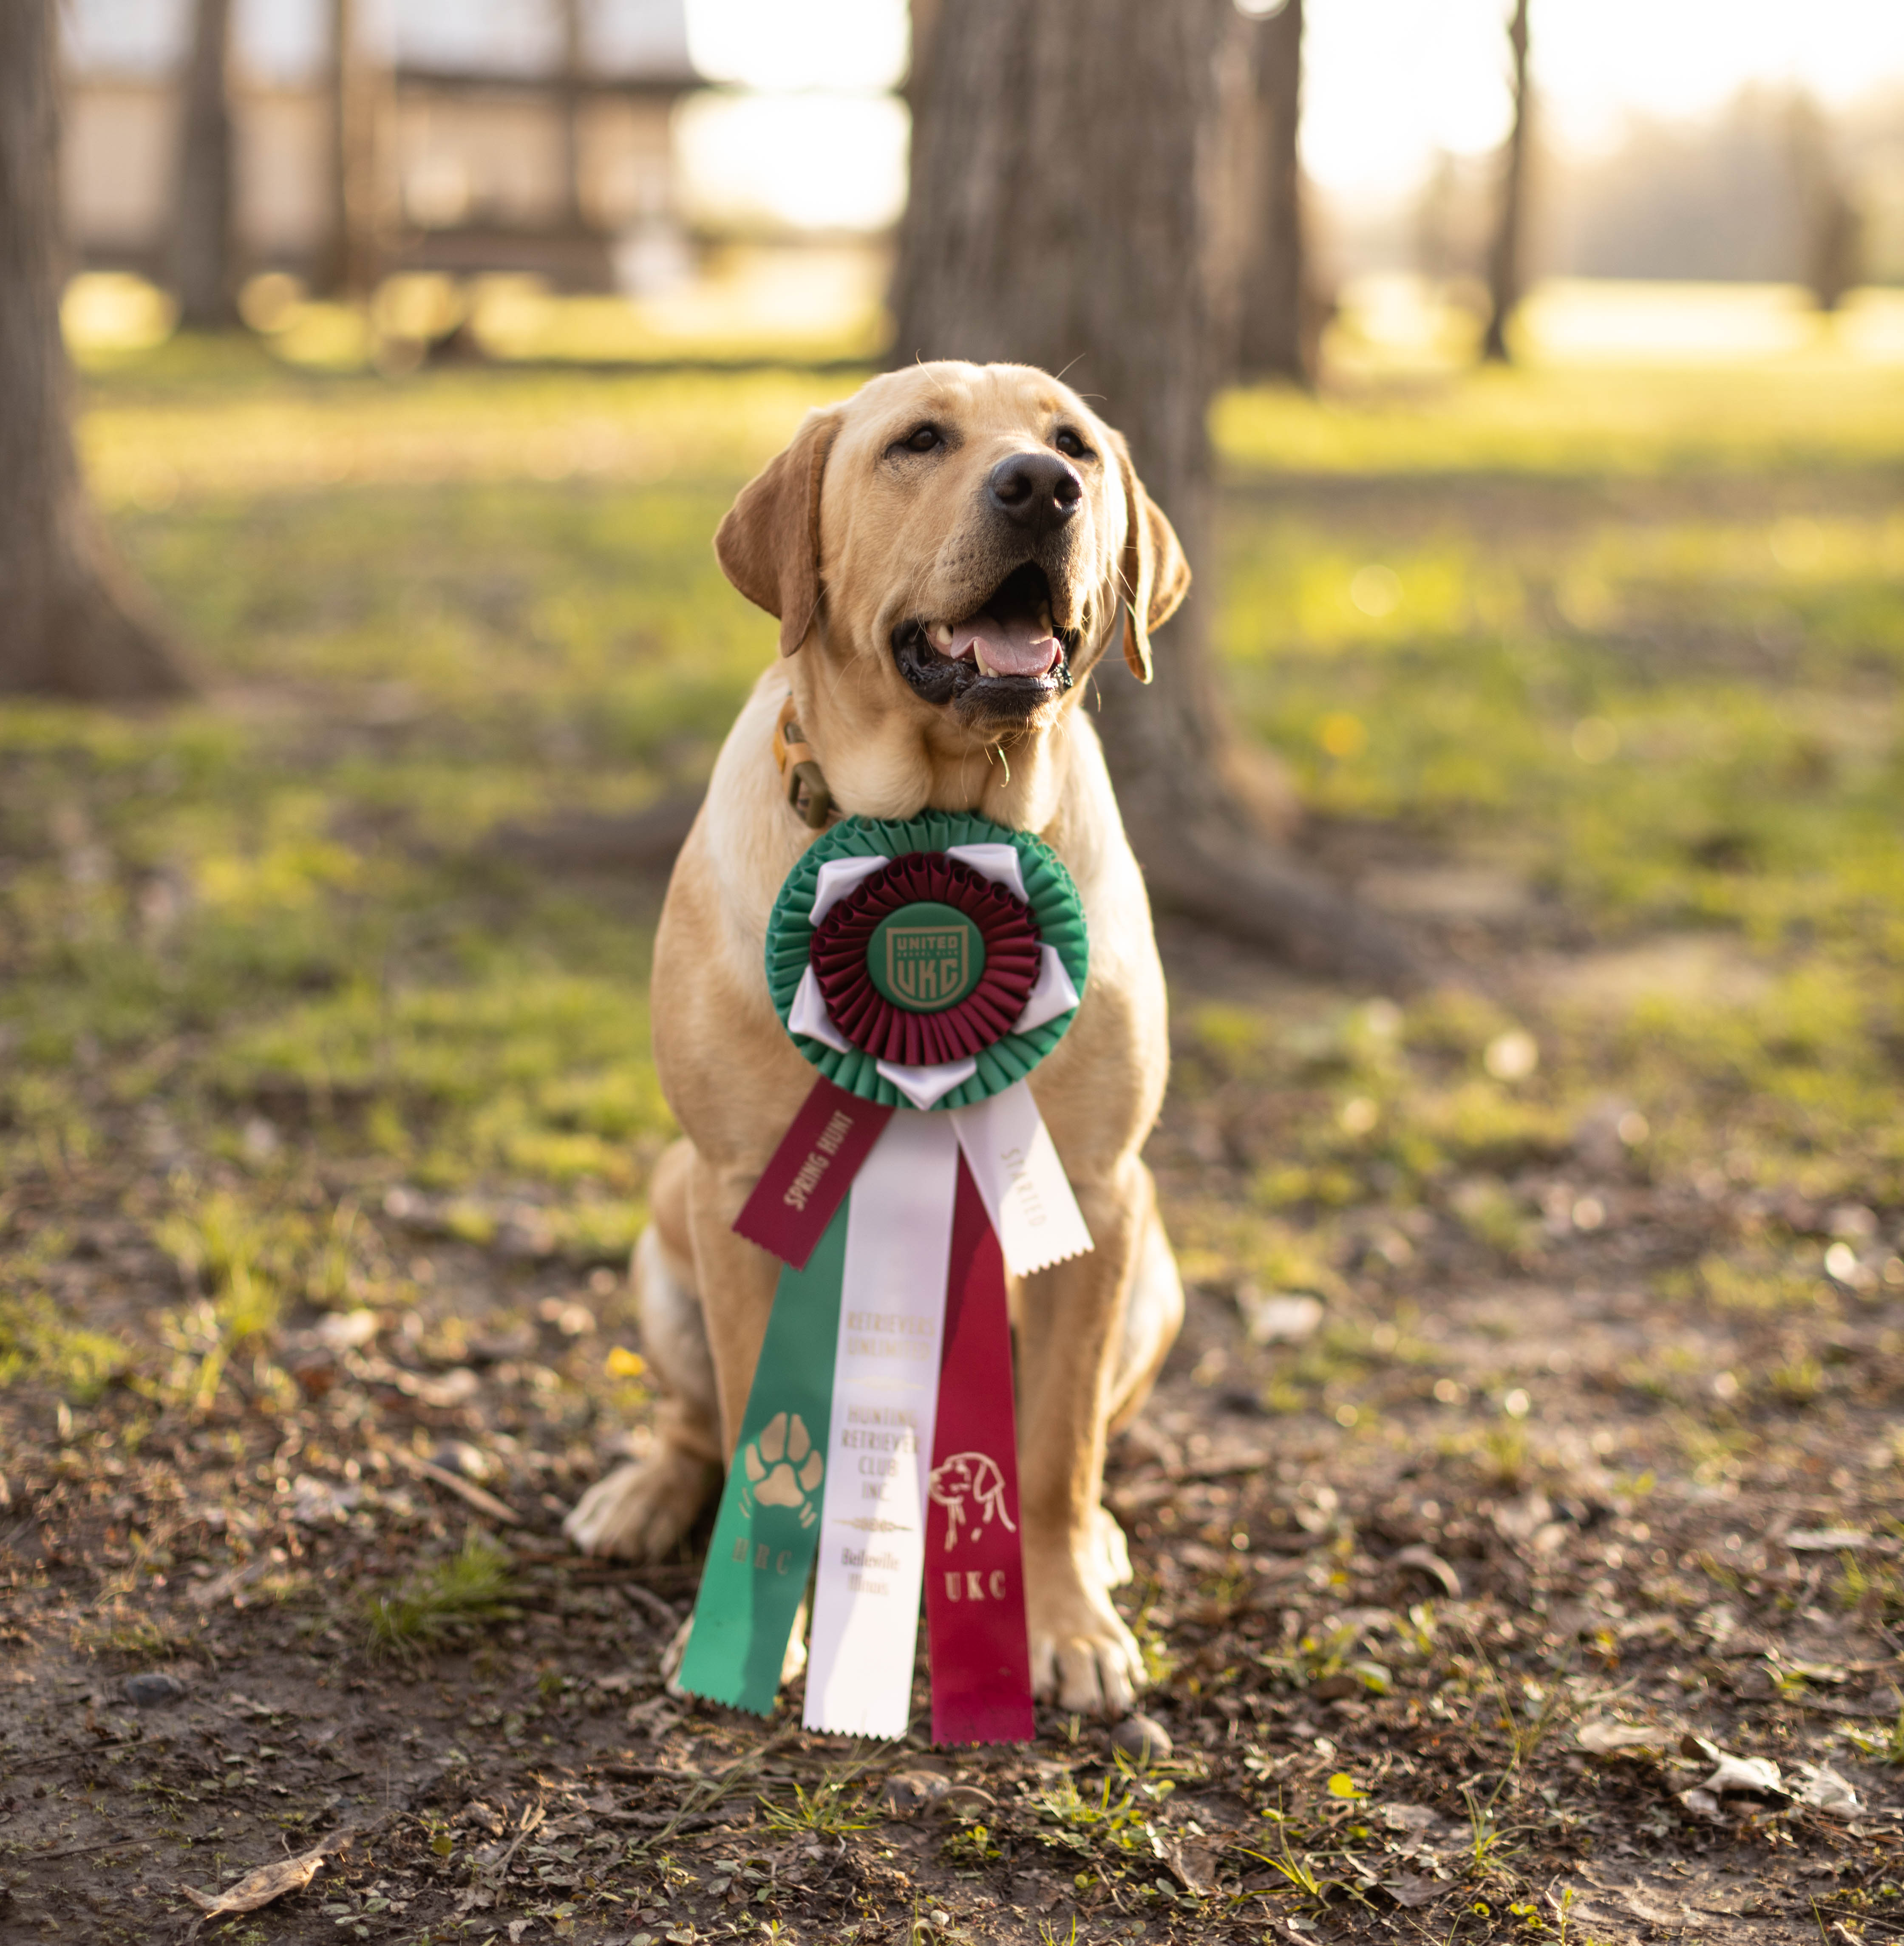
[676,1198,848,1715]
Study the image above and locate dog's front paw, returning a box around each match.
[1090,1504,1133,1589]
[1026,1574,1145,1717]
[564,1448,719,1561]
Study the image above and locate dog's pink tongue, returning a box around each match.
[948,611,1060,677]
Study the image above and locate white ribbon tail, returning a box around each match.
[949,1079,1093,1277]
[803,1111,959,1738]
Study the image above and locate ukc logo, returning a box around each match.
[886,926,969,1008]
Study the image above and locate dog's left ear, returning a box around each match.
[714,408,842,657]
[1111,434,1192,684]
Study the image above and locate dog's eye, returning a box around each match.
[1054,427,1091,459]
[902,425,941,453]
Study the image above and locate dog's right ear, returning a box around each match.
[714,408,842,657]
[1109,432,1191,684]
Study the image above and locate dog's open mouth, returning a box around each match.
[892,564,1077,710]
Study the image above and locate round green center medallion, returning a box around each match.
[866,901,986,1013]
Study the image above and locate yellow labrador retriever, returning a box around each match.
[566,361,1189,1716]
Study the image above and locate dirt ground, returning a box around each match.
[5,349,1904,1943]
[4,886,1901,1946]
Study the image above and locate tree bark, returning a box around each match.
[1481,0,1531,363]
[172,0,238,327]
[556,0,586,232]
[0,3,190,700]
[1788,97,1862,314]
[892,0,1412,982]
[316,0,382,296]
[1235,0,1314,386]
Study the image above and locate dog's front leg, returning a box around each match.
[683,1153,787,1461]
[1014,1159,1150,1717]
[634,1151,813,1694]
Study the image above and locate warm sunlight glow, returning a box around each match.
[677,0,1904,228]
[675,90,909,234]
[685,0,908,91]
[1307,0,1904,198]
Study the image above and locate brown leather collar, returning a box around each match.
[772,694,833,830]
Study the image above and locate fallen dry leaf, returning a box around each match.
[1383,1870,1442,1907]
[1797,1764,1862,1818]
[1163,1837,1218,1896]
[181,1834,343,1933]
[1577,1717,1666,1754]
[1378,1802,1440,1833]
[1680,1734,1788,1802]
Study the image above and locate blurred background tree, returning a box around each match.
[1234,0,1318,387]
[0,0,186,700]
[1790,94,1865,313]
[315,0,383,299]
[1482,0,1533,362]
[172,0,238,328]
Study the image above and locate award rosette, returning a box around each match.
[676,813,1093,1742]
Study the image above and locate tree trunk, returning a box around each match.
[903,0,944,111]
[0,3,190,700]
[891,0,1412,982]
[1235,0,1314,386]
[172,0,238,328]
[316,0,350,293]
[556,0,586,232]
[1789,97,1862,314]
[316,0,381,296]
[1481,0,1531,363]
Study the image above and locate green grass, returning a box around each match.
[1030,1760,1175,1863]
[1,337,1901,1415]
[1215,355,1904,476]
[0,1293,134,1405]
[758,1774,876,1839]
[366,1530,519,1660]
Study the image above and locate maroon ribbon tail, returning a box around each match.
[732,1076,894,1269]
[925,1153,1037,1745]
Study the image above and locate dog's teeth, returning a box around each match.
[1037,606,1054,635]
[973,642,999,677]
[929,621,955,649]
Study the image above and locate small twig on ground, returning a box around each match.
[32,1835,145,1861]
[485,1797,547,1881]
[626,1728,802,1855]
[382,1444,522,1526]
[622,1581,680,1631]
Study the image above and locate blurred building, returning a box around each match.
[62,0,700,292]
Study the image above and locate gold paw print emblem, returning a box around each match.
[741,1411,824,1527]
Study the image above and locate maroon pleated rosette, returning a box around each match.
[811,853,1042,1068]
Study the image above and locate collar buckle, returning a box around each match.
[773,695,833,830]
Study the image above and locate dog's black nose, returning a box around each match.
[987,451,1082,533]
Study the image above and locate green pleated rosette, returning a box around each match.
[765,813,1088,1110]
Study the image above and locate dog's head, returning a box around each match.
[714,362,1188,808]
